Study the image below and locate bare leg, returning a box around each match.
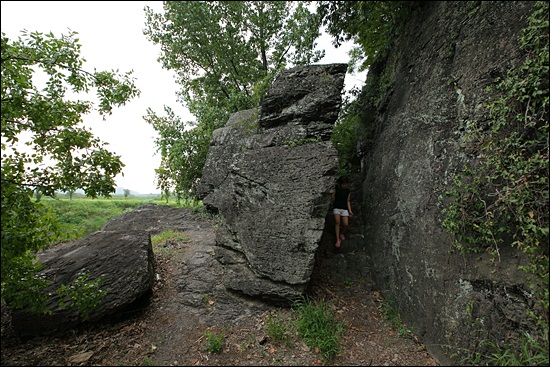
[341,216,349,240]
[334,214,341,248]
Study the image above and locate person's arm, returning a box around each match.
[347,192,353,216]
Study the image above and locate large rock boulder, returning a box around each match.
[259,63,348,128]
[11,230,154,337]
[198,63,347,303]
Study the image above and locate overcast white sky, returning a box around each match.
[1,1,365,194]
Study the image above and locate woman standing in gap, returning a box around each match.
[332,176,353,248]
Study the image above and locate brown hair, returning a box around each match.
[337,176,348,185]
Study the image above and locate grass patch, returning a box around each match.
[40,197,156,238]
[203,330,224,353]
[378,298,415,339]
[454,331,549,366]
[265,311,292,346]
[141,357,156,366]
[292,297,345,362]
[151,230,189,247]
[151,230,190,258]
[39,196,204,241]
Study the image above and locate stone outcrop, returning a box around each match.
[11,230,154,337]
[258,64,347,129]
[198,63,347,303]
[355,1,540,364]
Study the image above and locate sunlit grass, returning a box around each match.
[39,196,203,241]
[40,197,155,238]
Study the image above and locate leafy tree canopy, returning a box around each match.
[1,29,140,312]
[143,1,324,198]
[317,1,415,71]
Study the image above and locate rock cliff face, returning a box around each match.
[356,1,539,364]
[198,63,347,302]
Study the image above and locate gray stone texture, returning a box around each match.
[198,63,346,302]
[259,63,347,128]
[356,1,539,364]
[11,230,154,337]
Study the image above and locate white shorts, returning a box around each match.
[333,208,349,217]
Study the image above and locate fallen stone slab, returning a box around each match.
[11,230,154,337]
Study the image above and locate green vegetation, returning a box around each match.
[441,2,549,364]
[39,196,201,241]
[203,330,225,353]
[282,137,321,147]
[3,3,546,365]
[330,92,364,175]
[1,195,201,317]
[465,334,549,366]
[57,271,108,321]
[234,111,260,137]
[1,29,139,314]
[378,298,415,340]
[140,357,156,366]
[40,197,157,239]
[323,2,410,175]
[142,2,417,198]
[292,297,345,362]
[317,1,415,71]
[199,297,346,361]
[151,230,190,248]
[453,300,549,366]
[196,297,350,361]
[151,229,190,258]
[265,311,292,346]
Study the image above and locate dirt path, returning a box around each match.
[1,205,439,366]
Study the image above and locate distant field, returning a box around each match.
[40,195,201,240]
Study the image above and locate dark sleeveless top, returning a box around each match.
[334,185,350,210]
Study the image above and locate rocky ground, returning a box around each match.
[1,205,439,366]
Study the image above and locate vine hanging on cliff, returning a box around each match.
[441,0,548,349]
